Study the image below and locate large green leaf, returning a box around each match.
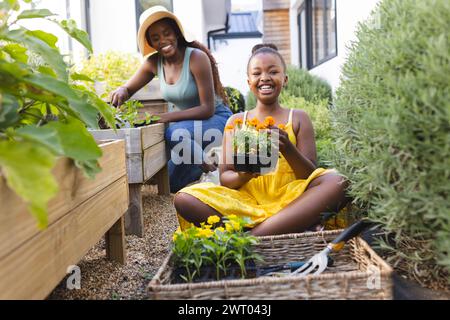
[24,73,99,128]
[0,94,20,129]
[45,117,102,161]
[4,28,67,81]
[54,19,92,53]
[0,140,58,228]
[26,30,58,49]
[70,73,94,82]
[15,125,63,155]
[17,9,56,20]
[3,43,28,63]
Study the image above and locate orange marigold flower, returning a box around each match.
[256,123,267,130]
[233,118,243,126]
[225,124,234,131]
[278,124,287,131]
[248,117,259,127]
[264,116,275,127]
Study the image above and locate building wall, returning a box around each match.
[88,0,137,55]
[289,0,380,90]
[212,37,263,96]
[262,0,291,64]
[173,0,206,45]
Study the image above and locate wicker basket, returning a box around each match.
[148,230,393,300]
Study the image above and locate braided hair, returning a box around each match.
[247,43,287,73]
[146,18,228,105]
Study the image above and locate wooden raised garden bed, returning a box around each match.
[148,230,393,300]
[89,123,169,237]
[0,140,129,299]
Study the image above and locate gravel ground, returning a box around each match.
[48,185,178,300]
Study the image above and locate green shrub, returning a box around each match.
[282,66,332,104]
[72,50,141,96]
[280,95,333,168]
[245,90,257,110]
[331,0,449,287]
[224,86,245,114]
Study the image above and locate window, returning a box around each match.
[297,0,337,69]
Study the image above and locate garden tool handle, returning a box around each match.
[329,220,372,252]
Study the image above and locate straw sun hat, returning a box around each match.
[137,5,195,58]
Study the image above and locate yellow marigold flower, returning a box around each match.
[225,124,234,131]
[197,228,213,238]
[264,116,275,127]
[207,215,220,225]
[233,118,243,126]
[225,223,234,233]
[216,227,225,233]
[278,123,287,131]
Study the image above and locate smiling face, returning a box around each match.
[247,52,288,105]
[147,18,180,58]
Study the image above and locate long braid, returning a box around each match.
[187,40,229,106]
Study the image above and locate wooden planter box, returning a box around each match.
[89,123,170,237]
[0,140,129,299]
[148,230,393,300]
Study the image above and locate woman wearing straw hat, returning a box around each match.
[111,6,232,193]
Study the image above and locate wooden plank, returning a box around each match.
[155,164,170,195]
[141,123,166,150]
[90,128,142,154]
[0,140,126,260]
[143,141,167,181]
[138,101,168,119]
[105,216,126,264]
[125,184,144,237]
[126,153,144,184]
[0,177,129,300]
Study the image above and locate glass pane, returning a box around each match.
[311,0,325,65]
[325,0,336,56]
[311,0,336,66]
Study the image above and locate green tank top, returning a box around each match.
[157,47,201,110]
[157,47,224,111]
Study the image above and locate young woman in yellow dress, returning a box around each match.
[173,44,350,236]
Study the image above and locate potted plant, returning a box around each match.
[227,117,279,174]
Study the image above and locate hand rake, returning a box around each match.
[291,220,372,277]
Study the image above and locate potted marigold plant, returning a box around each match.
[227,116,279,173]
[171,215,262,283]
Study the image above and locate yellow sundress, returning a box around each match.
[176,109,335,230]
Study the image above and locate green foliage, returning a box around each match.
[282,65,332,104]
[172,215,262,282]
[0,0,115,228]
[73,50,141,97]
[111,100,160,129]
[224,86,245,114]
[280,95,333,168]
[330,0,450,286]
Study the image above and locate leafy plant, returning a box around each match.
[99,99,160,129]
[0,0,115,228]
[330,0,450,288]
[172,215,262,282]
[224,86,245,114]
[72,50,141,97]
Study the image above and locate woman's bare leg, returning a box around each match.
[250,172,350,236]
[174,192,221,226]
